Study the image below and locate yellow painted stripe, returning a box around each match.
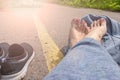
[33,16,64,72]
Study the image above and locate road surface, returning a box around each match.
[0,2,120,80]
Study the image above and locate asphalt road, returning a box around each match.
[0,2,120,80]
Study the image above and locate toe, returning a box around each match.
[82,20,90,33]
[96,19,100,26]
[71,18,77,24]
[100,18,106,26]
[74,18,80,25]
[81,20,86,31]
[71,18,80,28]
[83,20,88,28]
[93,20,97,27]
[72,18,76,22]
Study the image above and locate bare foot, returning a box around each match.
[69,18,90,48]
[85,18,107,42]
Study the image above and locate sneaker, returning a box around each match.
[0,43,9,78]
[0,43,9,59]
[1,43,35,80]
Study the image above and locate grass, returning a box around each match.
[48,0,120,11]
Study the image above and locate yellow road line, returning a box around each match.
[34,16,64,72]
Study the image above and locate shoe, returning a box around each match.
[0,43,9,78]
[0,43,9,59]
[1,43,35,80]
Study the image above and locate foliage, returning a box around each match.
[53,0,120,11]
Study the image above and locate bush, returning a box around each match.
[55,0,120,11]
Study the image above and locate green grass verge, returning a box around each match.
[49,0,120,11]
